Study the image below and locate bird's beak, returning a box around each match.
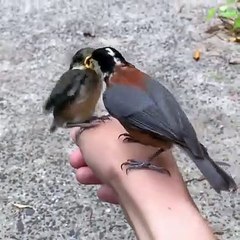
[84,55,94,69]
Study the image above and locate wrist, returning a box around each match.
[108,162,215,240]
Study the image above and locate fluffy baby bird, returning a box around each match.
[44,47,105,132]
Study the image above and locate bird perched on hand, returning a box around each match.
[82,46,237,193]
[44,47,107,132]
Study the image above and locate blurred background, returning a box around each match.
[0,0,239,239]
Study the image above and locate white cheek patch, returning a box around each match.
[106,48,115,57]
[113,57,121,65]
[105,47,121,65]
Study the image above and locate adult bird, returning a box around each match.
[81,46,237,193]
[44,47,107,132]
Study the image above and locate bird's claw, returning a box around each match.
[69,115,111,143]
[123,137,139,143]
[118,133,130,140]
[65,114,111,129]
[92,114,111,122]
[118,133,139,143]
[66,121,100,129]
[69,122,101,144]
[121,159,170,175]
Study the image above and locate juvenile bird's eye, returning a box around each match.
[84,56,92,68]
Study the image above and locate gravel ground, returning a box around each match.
[0,0,239,239]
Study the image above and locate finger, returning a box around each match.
[69,148,86,169]
[97,185,119,204]
[76,167,102,184]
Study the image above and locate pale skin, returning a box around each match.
[69,118,216,240]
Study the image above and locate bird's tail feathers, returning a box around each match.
[184,143,237,193]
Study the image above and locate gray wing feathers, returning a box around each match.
[146,80,203,157]
[45,70,86,112]
[103,84,152,117]
[103,82,203,157]
[50,71,85,98]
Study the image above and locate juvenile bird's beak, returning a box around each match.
[84,55,93,69]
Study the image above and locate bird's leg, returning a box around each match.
[66,114,112,141]
[118,133,141,143]
[66,121,101,144]
[65,114,111,129]
[148,148,165,161]
[90,114,111,122]
[83,114,111,127]
[66,121,101,129]
[121,148,170,175]
[121,159,170,175]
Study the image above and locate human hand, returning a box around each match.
[69,118,169,203]
[69,118,215,240]
[70,147,119,204]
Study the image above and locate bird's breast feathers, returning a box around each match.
[108,65,150,90]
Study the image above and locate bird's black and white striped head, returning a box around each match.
[84,47,129,78]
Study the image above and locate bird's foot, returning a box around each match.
[121,159,170,175]
[68,115,111,142]
[70,121,103,145]
[67,122,101,142]
[118,133,140,143]
[82,114,111,128]
[66,121,101,129]
[65,114,111,129]
[90,114,111,122]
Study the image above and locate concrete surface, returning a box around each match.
[0,0,239,239]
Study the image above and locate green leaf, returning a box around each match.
[233,17,240,29]
[219,5,229,12]
[219,8,238,19]
[226,0,236,4]
[207,7,217,20]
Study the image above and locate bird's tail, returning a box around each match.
[184,143,237,193]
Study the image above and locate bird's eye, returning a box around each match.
[84,56,93,69]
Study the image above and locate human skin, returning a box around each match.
[69,118,216,240]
